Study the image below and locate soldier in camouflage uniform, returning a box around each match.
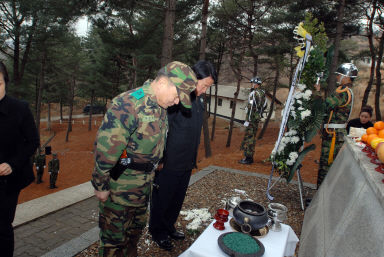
[48,153,59,189]
[239,76,267,164]
[91,61,197,257]
[315,63,358,188]
[34,148,46,184]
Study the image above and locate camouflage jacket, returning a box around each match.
[48,159,59,173]
[35,154,46,167]
[91,80,168,206]
[324,84,352,125]
[246,88,266,122]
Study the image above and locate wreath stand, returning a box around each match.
[267,166,306,210]
[266,23,312,210]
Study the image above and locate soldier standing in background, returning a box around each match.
[91,61,197,257]
[48,153,60,189]
[315,63,358,188]
[34,148,46,184]
[239,76,267,165]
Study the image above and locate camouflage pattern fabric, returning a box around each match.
[317,130,345,188]
[48,158,59,187]
[317,84,352,188]
[35,153,46,183]
[158,61,197,109]
[98,199,147,257]
[92,80,168,207]
[240,88,265,158]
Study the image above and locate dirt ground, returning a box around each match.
[18,116,320,204]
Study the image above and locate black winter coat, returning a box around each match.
[163,92,204,172]
[0,95,39,192]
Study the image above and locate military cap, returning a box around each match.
[52,153,57,157]
[158,61,197,109]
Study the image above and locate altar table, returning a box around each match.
[299,137,384,257]
[179,220,298,257]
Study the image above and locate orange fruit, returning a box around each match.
[366,127,378,135]
[361,134,368,142]
[378,129,384,138]
[374,121,384,131]
[367,134,378,144]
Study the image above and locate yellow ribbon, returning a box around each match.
[326,86,352,165]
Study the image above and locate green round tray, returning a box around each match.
[218,232,265,257]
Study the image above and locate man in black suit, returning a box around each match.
[149,60,217,251]
[0,61,39,257]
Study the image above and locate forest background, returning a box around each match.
[1,0,384,154]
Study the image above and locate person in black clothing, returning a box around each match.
[149,60,217,251]
[0,61,39,257]
[346,105,374,133]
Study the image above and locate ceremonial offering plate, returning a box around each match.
[229,218,269,238]
[218,232,265,257]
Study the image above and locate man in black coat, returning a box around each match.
[0,61,39,257]
[149,60,217,251]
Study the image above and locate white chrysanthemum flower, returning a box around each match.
[291,136,300,144]
[286,159,295,165]
[294,92,303,99]
[297,84,306,91]
[289,152,299,160]
[180,208,212,230]
[298,106,304,111]
[296,99,302,105]
[300,109,311,120]
[303,90,312,100]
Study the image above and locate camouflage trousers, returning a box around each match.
[317,130,345,188]
[49,172,58,187]
[240,119,260,158]
[98,198,147,257]
[36,166,44,183]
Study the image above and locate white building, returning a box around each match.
[206,85,281,123]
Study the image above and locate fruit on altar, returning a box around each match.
[367,134,378,144]
[377,143,384,163]
[375,142,384,154]
[370,138,384,149]
[374,121,384,131]
[361,134,368,143]
[366,127,378,135]
[378,129,384,139]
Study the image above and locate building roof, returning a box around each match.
[208,85,282,105]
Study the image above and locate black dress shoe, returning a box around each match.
[153,237,173,251]
[238,157,253,164]
[170,231,185,240]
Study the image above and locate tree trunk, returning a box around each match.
[199,0,209,60]
[88,89,95,131]
[226,76,241,147]
[47,102,51,131]
[202,94,212,157]
[211,41,225,140]
[160,0,176,67]
[60,97,63,121]
[375,31,384,121]
[65,78,75,142]
[327,0,346,94]
[36,51,47,138]
[362,0,377,108]
[199,0,211,157]
[258,58,280,139]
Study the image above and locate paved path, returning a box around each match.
[13,166,316,257]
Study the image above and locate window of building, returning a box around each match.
[230,100,234,109]
[218,98,222,106]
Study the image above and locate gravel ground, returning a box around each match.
[76,169,316,257]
